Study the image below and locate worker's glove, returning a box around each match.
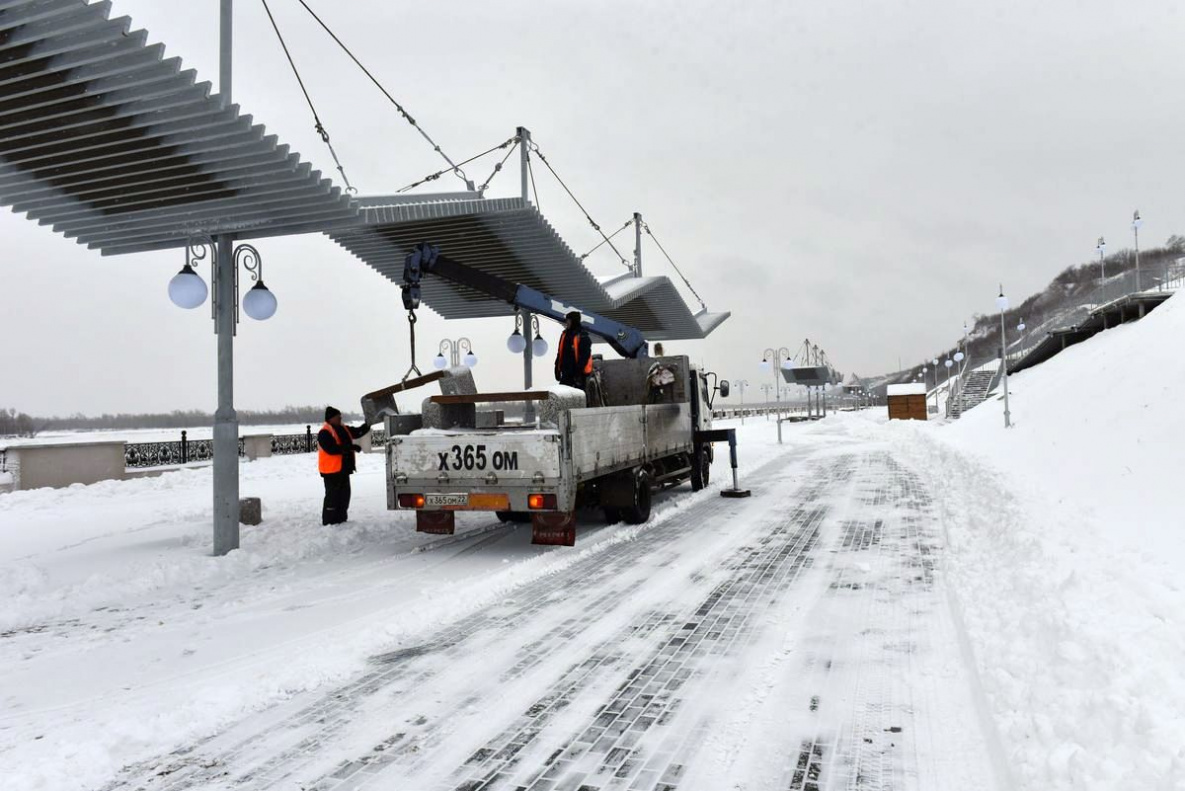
[351,444,362,452]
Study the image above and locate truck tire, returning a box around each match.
[620,472,652,524]
[690,446,711,491]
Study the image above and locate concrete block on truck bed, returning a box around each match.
[421,398,477,429]
[439,367,477,396]
[538,385,588,427]
[386,414,423,436]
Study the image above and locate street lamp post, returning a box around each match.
[997,286,1012,428]
[1132,210,1143,292]
[931,358,939,412]
[1096,236,1107,297]
[435,338,477,369]
[732,380,749,424]
[760,347,792,419]
[506,312,548,422]
[168,230,278,556]
[760,383,774,419]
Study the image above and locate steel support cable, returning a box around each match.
[477,139,521,192]
[527,153,542,210]
[528,140,631,269]
[397,137,516,193]
[642,223,708,311]
[260,0,356,193]
[578,220,632,261]
[295,0,470,189]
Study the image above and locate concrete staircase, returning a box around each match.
[949,365,999,418]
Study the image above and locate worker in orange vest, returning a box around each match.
[318,406,370,525]
[554,311,593,389]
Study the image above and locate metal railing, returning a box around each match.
[124,432,246,469]
[271,426,317,456]
[123,425,385,469]
[1005,256,1185,368]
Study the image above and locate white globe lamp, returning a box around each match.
[242,281,277,320]
[168,264,208,309]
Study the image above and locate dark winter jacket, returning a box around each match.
[317,422,370,475]
[554,328,593,385]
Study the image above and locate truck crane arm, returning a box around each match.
[401,242,649,360]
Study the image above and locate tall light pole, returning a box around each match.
[960,321,970,377]
[732,380,749,424]
[213,0,236,556]
[1132,210,1143,292]
[760,383,773,419]
[1096,236,1107,295]
[997,285,1012,428]
[760,347,792,418]
[931,358,939,412]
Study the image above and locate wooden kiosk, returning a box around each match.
[886,383,928,421]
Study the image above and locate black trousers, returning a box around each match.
[322,472,352,525]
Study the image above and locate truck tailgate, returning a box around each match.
[389,431,563,509]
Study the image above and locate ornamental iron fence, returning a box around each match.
[119,425,379,469]
[124,431,246,469]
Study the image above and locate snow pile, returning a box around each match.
[906,294,1185,789]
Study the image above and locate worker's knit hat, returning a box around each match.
[325,406,341,422]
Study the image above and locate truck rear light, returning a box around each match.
[528,493,557,510]
[398,493,425,508]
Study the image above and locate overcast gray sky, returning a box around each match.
[3,0,1183,416]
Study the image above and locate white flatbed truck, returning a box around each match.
[379,356,745,545]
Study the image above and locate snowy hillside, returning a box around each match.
[910,293,1185,788]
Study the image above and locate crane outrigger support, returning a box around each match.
[695,428,751,498]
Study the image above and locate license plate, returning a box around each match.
[425,493,468,507]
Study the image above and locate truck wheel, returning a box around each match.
[690,446,711,491]
[620,472,652,524]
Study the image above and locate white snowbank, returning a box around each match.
[910,293,1185,789]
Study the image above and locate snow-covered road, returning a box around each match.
[0,417,1011,791]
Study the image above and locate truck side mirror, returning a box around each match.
[718,380,730,398]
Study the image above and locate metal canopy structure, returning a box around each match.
[1,0,730,557]
[329,193,730,340]
[0,0,356,254]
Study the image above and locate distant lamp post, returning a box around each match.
[436,337,476,369]
[1132,210,1143,291]
[1017,319,1026,333]
[997,286,1012,428]
[168,235,277,323]
[732,379,750,424]
[760,347,792,416]
[1096,236,1107,291]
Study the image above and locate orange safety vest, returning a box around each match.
[317,421,349,474]
[557,330,594,376]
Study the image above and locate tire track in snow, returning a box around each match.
[422,459,849,791]
[105,450,806,791]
